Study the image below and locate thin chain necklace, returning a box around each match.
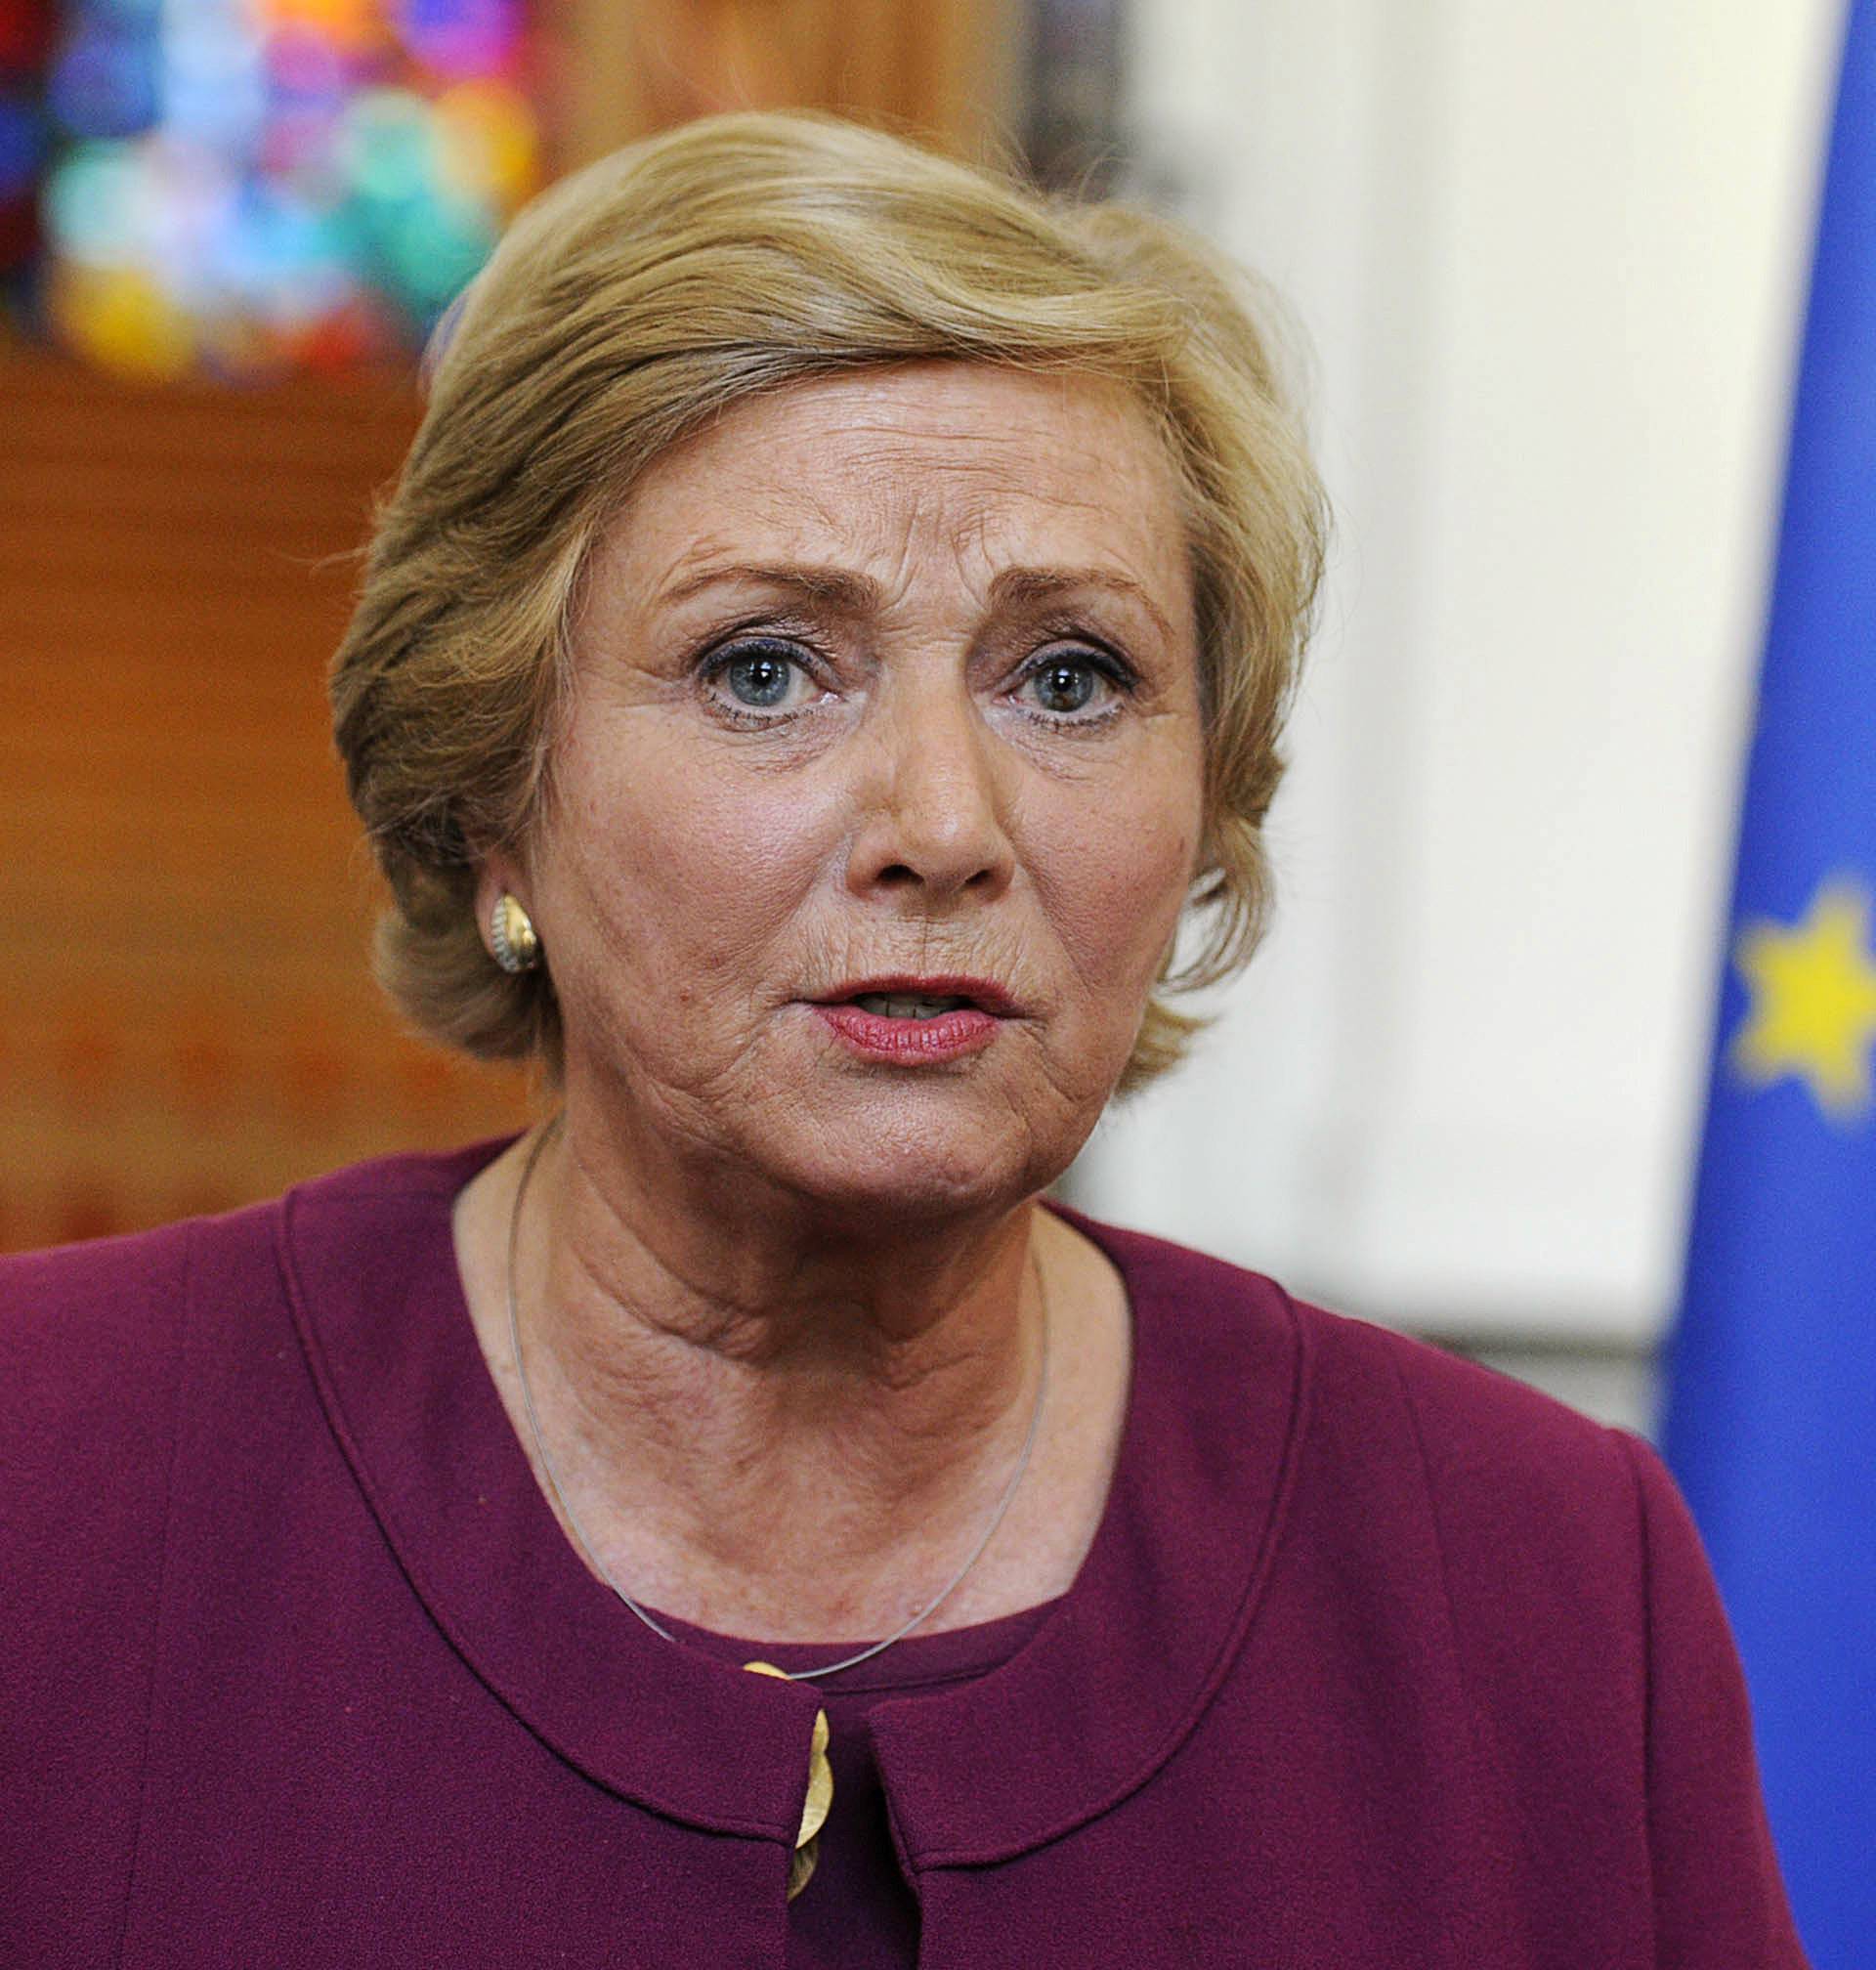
[503,1116,1051,1682]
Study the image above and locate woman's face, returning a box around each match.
[501,362,1206,1227]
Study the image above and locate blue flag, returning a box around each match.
[1661,5,1876,1963]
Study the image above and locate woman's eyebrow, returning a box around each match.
[989,567,1177,645]
[658,560,1178,643]
[658,562,882,612]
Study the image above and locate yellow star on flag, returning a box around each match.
[1729,876,1876,1124]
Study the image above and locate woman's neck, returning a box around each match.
[452,1123,1130,1644]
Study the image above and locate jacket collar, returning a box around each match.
[278,1139,1306,1867]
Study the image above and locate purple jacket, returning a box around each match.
[2,1141,1805,1966]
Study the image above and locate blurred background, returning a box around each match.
[0,0,1841,1424]
[4,0,1870,1951]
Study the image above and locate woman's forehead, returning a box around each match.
[596,364,1192,617]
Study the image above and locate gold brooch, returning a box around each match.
[743,1661,833,1901]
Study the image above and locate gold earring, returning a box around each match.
[489,893,541,973]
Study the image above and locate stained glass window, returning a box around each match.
[0,1,51,298]
[21,0,541,378]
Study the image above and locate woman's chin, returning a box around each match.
[771,1132,1059,1234]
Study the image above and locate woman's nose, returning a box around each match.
[843,673,1016,906]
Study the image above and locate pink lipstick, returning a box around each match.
[809,974,1017,1064]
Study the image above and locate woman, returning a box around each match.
[4,113,1804,1966]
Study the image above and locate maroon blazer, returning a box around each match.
[2,1140,1805,1967]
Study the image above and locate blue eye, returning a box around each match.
[703,638,818,720]
[723,648,797,707]
[1019,649,1130,721]
[1030,659,1100,714]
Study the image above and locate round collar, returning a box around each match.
[277,1138,1308,1868]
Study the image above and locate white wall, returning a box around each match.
[1070,0,1842,1342]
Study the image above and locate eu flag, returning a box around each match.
[1661,5,1876,1963]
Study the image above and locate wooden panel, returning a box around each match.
[547,0,1016,170]
[0,347,533,1253]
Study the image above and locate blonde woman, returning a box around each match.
[2,113,1804,1967]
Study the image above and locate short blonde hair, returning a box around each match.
[330,110,1325,1096]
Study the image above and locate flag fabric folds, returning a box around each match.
[1661,4,1876,1963]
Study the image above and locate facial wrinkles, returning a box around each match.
[710,631,1137,1000]
[641,375,1180,619]
[546,369,1202,1154]
[811,429,1167,621]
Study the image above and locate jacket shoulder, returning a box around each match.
[1301,1300,1797,1956]
[1297,1298,1651,1619]
[1311,1300,1640,1509]
[1059,1199,1638,1498]
[1064,1206,1654,1662]
[1,1218,197,1437]
[0,1206,293,1563]
[0,1203,297,1956]
[0,1203,284,1424]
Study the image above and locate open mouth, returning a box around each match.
[845,993,976,1021]
[810,988,1004,1061]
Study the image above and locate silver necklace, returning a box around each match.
[503,1117,1051,1681]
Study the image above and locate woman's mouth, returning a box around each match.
[812,995,1004,1063]
[848,992,973,1020]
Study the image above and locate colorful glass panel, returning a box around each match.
[0,0,52,298]
[34,0,540,377]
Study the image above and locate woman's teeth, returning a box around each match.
[852,993,971,1020]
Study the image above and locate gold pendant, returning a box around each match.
[744,1661,832,1902]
